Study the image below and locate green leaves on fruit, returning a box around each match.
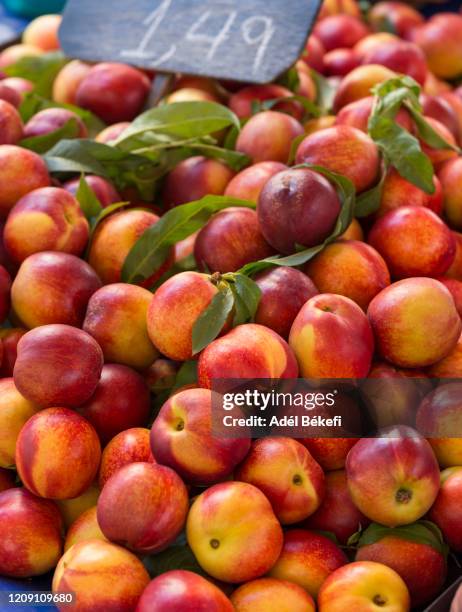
[412,111,458,152]
[239,164,355,277]
[19,118,82,154]
[278,65,301,93]
[75,174,103,221]
[371,14,396,35]
[359,0,373,19]
[287,133,308,165]
[44,139,107,175]
[367,76,459,203]
[192,285,235,355]
[184,141,249,171]
[44,139,161,200]
[354,521,449,558]
[114,101,240,148]
[368,80,433,195]
[311,69,337,113]
[369,113,435,195]
[223,123,240,151]
[123,165,353,354]
[113,101,249,172]
[354,168,388,218]
[142,533,207,578]
[371,77,458,157]
[4,51,68,98]
[231,274,262,325]
[191,272,262,355]
[42,102,249,194]
[170,361,198,394]
[19,91,105,136]
[90,201,130,229]
[370,75,421,114]
[188,166,354,353]
[121,195,256,285]
[75,175,128,241]
[251,94,322,121]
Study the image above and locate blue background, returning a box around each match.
[0,1,28,47]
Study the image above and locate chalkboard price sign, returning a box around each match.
[59,0,322,84]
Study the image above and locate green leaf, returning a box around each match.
[114,101,240,149]
[171,361,198,394]
[347,530,362,547]
[253,95,321,120]
[372,13,396,34]
[289,95,322,120]
[142,535,208,579]
[4,51,67,98]
[295,165,356,215]
[370,75,421,109]
[369,116,435,194]
[288,133,308,166]
[19,118,81,154]
[43,104,244,199]
[277,65,301,93]
[19,92,53,123]
[311,69,337,113]
[367,76,438,195]
[355,167,388,218]
[19,92,105,136]
[230,288,251,327]
[90,201,129,230]
[359,0,372,19]
[357,521,449,558]
[44,139,108,176]
[129,137,250,173]
[189,143,250,171]
[192,285,234,355]
[66,106,105,139]
[121,195,256,285]
[238,164,356,276]
[410,109,460,152]
[84,201,130,259]
[419,520,449,556]
[369,75,457,154]
[232,273,262,320]
[45,138,243,199]
[44,139,161,199]
[47,138,142,164]
[238,164,355,277]
[223,124,240,150]
[75,174,103,221]
[44,155,103,176]
[250,245,326,272]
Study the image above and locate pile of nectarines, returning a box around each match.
[2,1,462,611]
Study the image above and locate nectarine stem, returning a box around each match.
[395,488,412,504]
[373,594,387,606]
[210,272,222,285]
